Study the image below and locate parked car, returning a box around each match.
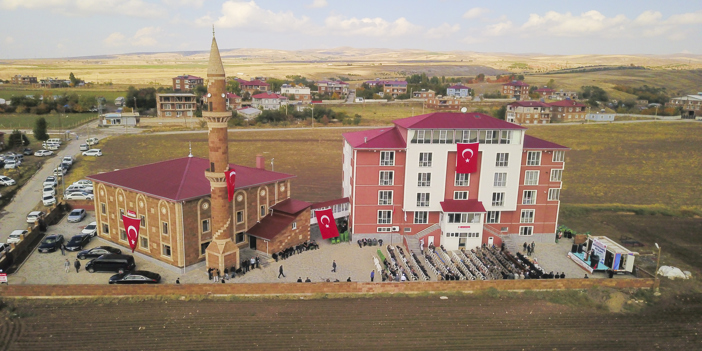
[109,271,161,284]
[6,230,28,244]
[45,144,60,151]
[65,184,88,194]
[64,192,94,200]
[0,176,16,186]
[35,150,53,157]
[82,149,102,157]
[43,176,57,188]
[4,160,18,169]
[23,148,33,155]
[15,154,23,162]
[85,254,136,273]
[65,234,91,251]
[43,186,56,197]
[62,156,73,165]
[86,137,99,146]
[43,194,57,206]
[67,209,87,222]
[53,167,67,176]
[0,243,9,258]
[79,144,89,151]
[26,211,46,224]
[37,234,64,253]
[77,246,122,260]
[81,221,98,237]
[73,179,93,187]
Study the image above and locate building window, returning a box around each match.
[140,236,149,250]
[416,193,430,207]
[140,215,146,227]
[495,153,509,167]
[486,211,500,224]
[553,150,565,162]
[455,173,469,187]
[102,223,109,234]
[119,229,127,242]
[260,205,266,217]
[378,191,393,205]
[438,130,452,144]
[524,170,539,185]
[379,171,394,185]
[380,151,395,166]
[521,210,535,223]
[200,242,210,256]
[447,213,481,224]
[494,173,507,187]
[417,173,431,187]
[414,211,428,224]
[236,210,244,224]
[523,190,537,205]
[377,227,392,232]
[377,210,392,224]
[548,188,561,201]
[236,232,245,243]
[459,130,478,143]
[551,169,563,182]
[500,131,512,144]
[418,152,432,167]
[492,192,504,207]
[519,226,534,236]
[484,130,499,144]
[292,222,297,230]
[162,222,169,235]
[202,219,210,233]
[527,151,541,166]
[453,191,468,200]
[100,203,106,214]
[162,244,172,257]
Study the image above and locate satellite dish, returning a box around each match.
[460,107,468,113]
[207,93,212,98]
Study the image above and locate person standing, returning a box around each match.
[176,278,181,284]
[523,242,527,252]
[64,259,70,273]
[278,265,285,279]
[60,243,66,256]
[370,270,375,282]
[224,268,229,280]
[250,257,256,271]
[74,258,81,273]
[255,256,260,269]
[531,241,536,253]
[208,268,213,281]
[332,260,337,273]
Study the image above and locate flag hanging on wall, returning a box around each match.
[225,168,236,202]
[456,142,479,174]
[122,211,141,253]
[315,208,339,239]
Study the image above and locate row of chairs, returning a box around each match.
[456,250,487,280]
[437,247,466,280]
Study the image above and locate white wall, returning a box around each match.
[476,133,523,212]
[342,141,352,198]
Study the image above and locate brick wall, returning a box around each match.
[261,208,311,254]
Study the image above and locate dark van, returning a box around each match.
[85,254,136,274]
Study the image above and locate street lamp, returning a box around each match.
[654,243,662,295]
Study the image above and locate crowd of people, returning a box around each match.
[357,238,383,248]
[272,240,319,262]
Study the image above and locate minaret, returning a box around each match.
[204,29,239,272]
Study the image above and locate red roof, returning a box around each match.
[440,199,486,213]
[317,80,349,85]
[393,112,526,130]
[343,127,406,149]
[503,81,529,87]
[548,100,587,107]
[272,198,311,215]
[509,101,550,108]
[86,157,295,202]
[237,79,270,87]
[246,213,296,241]
[523,135,569,150]
[312,197,349,210]
[226,93,241,99]
[449,85,470,90]
[252,92,286,99]
[364,80,407,86]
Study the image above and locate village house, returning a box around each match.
[317,80,349,96]
[280,84,311,102]
[101,112,139,126]
[446,85,471,98]
[535,87,555,98]
[237,107,262,120]
[501,81,530,101]
[552,90,578,100]
[11,75,37,85]
[426,95,461,111]
[548,99,588,122]
[172,75,204,92]
[37,77,71,89]
[506,101,551,124]
[252,92,288,110]
[668,93,702,119]
[226,93,242,110]
[412,89,435,100]
[237,79,270,93]
[156,93,198,118]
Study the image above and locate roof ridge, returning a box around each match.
[174,157,193,201]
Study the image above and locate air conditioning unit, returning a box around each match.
[391,226,400,232]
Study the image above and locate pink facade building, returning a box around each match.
[342,112,568,251]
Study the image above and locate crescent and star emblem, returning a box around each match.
[321,215,330,228]
[461,148,474,163]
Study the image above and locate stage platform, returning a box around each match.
[568,252,609,273]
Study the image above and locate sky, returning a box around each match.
[0,0,701,59]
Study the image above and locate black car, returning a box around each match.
[77,246,122,260]
[38,234,64,253]
[85,254,136,273]
[109,270,161,284]
[65,234,91,251]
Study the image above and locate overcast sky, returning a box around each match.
[1,0,701,59]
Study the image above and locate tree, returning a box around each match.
[33,117,49,141]
[226,79,241,95]
[546,79,556,89]
[69,72,80,87]
[493,105,507,120]
[21,133,30,146]
[8,130,23,149]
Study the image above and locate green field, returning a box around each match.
[0,113,97,130]
[0,87,127,102]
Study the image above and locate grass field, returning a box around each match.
[0,113,97,130]
[0,86,128,101]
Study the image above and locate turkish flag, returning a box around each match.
[456,142,479,174]
[225,168,236,202]
[315,208,339,239]
[122,214,141,253]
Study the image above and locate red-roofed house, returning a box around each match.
[502,81,530,100]
[412,89,435,100]
[535,87,555,97]
[172,75,204,92]
[237,79,270,93]
[317,80,349,96]
[342,112,568,251]
[226,93,242,110]
[252,92,288,110]
[86,155,310,268]
[364,80,408,97]
[426,96,461,110]
[548,99,587,122]
[506,101,551,124]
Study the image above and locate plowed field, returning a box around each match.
[2,294,700,350]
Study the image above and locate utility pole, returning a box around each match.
[311,103,314,128]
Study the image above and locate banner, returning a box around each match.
[225,168,236,202]
[315,208,339,239]
[122,213,141,253]
[591,239,607,267]
[456,143,479,174]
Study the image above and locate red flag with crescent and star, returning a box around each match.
[456,142,479,174]
[122,210,141,253]
[225,168,236,202]
[315,208,339,239]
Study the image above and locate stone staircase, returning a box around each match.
[405,223,440,254]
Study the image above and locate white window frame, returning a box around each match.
[520,209,535,223]
[292,222,297,230]
[455,173,470,187]
[417,173,431,187]
[378,190,393,205]
[453,191,468,200]
[524,170,539,185]
[519,226,534,236]
[552,150,565,162]
[486,211,500,224]
[414,211,428,224]
[527,151,541,166]
[379,171,394,186]
[522,190,537,205]
[551,169,563,182]
[418,152,432,167]
[162,244,172,257]
[493,173,507,187]
[202,219,211,233]
[377,210,392,224]
[416,193,430,207]
[380,151,395,166]
[491,192,505,207]
[495,153,509,167]
[548,188,561,201]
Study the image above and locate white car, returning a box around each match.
[86,137,99,145]
[35,150,53,157]
[73,179,93,187]
[26,211,46,223]
[64,184,90,194]
[82,149,102,157]
[6,230,28,244]
[64,192,94,200]
[79,144,89,151]
[4,160,18,169]
[0,176,16,186]
[81,221,98,237]
[43,194,57,206]
[43,176,57,188]
[53,167,67,176]
[43,186,56,197]
[62,156,74,165]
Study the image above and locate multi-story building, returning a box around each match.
[341,112,568,251]
[548,99,587,122]
[317,80,349,96]
[156,93,198,118]
[446,85,471,98]
[172,75,204,92]
[412,89,435,99]
[11,75,37,85]
[281,84,311,102]
[237,79,269,93]
[501,81,530,101]
[252,92,288,110]
[37,77,71,89]
[226,93,242,110]
[669,93,702,119]
[506,101,551,124]
[365,80,408,98]
[426,96,461,111]
[535,87,555,97]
